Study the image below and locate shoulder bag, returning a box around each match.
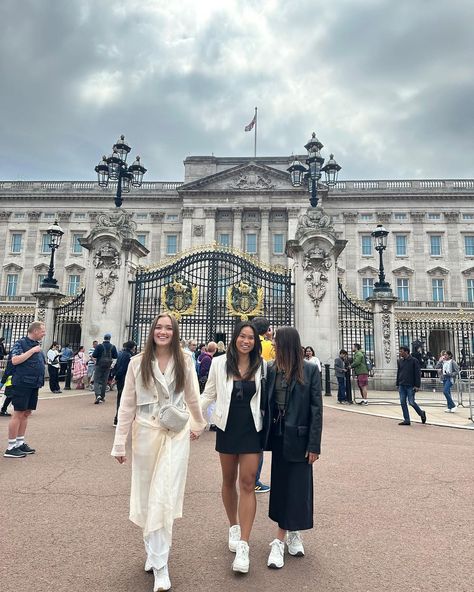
[153,376,190,432]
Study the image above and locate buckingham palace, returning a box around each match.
[1,154,474,366]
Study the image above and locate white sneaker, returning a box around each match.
[232,540,249,573]
[450,406,457,413]
[228,524,241,552]
[267,539,285,569]
[286,531,305,556]
[153,565,171,591]
[145,558,152,573]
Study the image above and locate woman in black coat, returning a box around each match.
[262,326,323,570]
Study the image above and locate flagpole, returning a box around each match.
[254,106,257,158]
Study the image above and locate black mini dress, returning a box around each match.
[215,380,262,454]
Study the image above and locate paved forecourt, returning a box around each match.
[0,390,472,592]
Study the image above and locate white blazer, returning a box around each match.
[201,354,266,432]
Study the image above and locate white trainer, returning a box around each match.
[228,524,241,552]
[450,406,457,412]
[267,539,285,569]
[232,540,250,573]
[153,565,171,591]
[144,558,153,573]
[286,531,305,557]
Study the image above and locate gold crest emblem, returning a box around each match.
[226,279,263,321]
[161,277,198,320]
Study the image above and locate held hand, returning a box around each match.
[190,431,200,441]
[31,345,42,354]
[115,456,127,464]
[307,452,319,464]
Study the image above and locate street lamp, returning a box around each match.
[94,135,147,207]
[371,224,392,293]
[288,132,341,207]
[41,220,64,289]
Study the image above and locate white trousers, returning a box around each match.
[144,528,170,571]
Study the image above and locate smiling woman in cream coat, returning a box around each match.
[201,321,266,576]
[112,313,206,592]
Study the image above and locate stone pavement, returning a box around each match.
[0,388,473,592]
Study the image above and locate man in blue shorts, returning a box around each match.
[4,321,46,458]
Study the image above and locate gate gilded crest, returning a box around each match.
[226,279,263,320]
[161,277,198,320]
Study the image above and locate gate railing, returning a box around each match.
[53,288,85,350]
[0,307,36,353]
[338,281,375,363]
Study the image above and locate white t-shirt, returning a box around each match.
[47,349,60,367]
[307,356,322,372]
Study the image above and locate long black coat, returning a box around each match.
[262,360,323,462]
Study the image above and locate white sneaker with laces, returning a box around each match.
[153,565,171,591]
[228,524,241,552]
[286,531,305,557]
[232,540,249,573]
[267,539,285,569]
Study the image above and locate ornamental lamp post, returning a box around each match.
[371,224,392,294]
[288,132,341,207]
[41,220,64,289]
[94,135,147,207]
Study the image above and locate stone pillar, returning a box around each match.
[232,207,242,250]
[445,211,460,298]
[367,293,398,389]
[33,287,65,352]
[204,208,216,244]
[181,208,194,250]
[150,211,165,262]
[286,207,347,365]
[260,207,270,262]
[79,210,149,349]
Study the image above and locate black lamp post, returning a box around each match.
[371,224,391,293]
[95,135,147,207]
[41,220,64,289]
[288,132,341,207]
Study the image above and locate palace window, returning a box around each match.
[462,213,474,220]
[10,233,23,254]
[395,234,407,257]
[361,235,372,256]
[245,233,257,254]
[71,234,83,254]
[397,278,409,301]
[428,213,441,220]
[362,278,374,299]
[136,213,148,220]
[273,234,285,255]
[467,279,474,303]
[430,235,442,256]
[74,213,86,219]
[166,214,178,222]
[41,233,52,253]
[37,274,47,290]
[67,275,81,296]
[166,235,178,255]
[6,274,18,297]
[394,213,407,220]
[432,278,444,302]
[14,212,26,219]
[464,236,474,256]
[218,233,230,247]
[360,213,373,221]
[137,234,147,247]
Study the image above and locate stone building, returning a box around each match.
[1,155,474,364]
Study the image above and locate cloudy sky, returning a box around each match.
[0,0,473,182]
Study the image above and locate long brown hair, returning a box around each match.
[226,321,262,379]
[274,326,304,385]
[140,313,186,392]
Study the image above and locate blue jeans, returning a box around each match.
[399,385,423,423]
[337,376,346,401]
[442,376,456,409]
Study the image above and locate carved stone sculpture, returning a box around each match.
[93,242,121,312]
[302,248,333,311]
[296,208,334,240]
[95,210,137,240]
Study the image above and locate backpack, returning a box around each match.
[98,343,113,369]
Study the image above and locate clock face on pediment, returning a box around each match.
[179,163,293,193]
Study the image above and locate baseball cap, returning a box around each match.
[104,333,112,339]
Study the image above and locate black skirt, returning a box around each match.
[215,380,262,454]
[269,426,314,531]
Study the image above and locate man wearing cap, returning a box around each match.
[92,333,118,404]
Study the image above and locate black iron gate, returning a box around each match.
[338,281,375,361]
[129,247,294,349]
[0,308,36,353]
[53,288,85,350]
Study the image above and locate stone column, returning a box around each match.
[32,287,65,353]
[181,207,194,250]
[260,207,270,263]
[79,210,149,348]
[445,211,460,298]
[410,211,426,297]
[286,207,347,365]
[24,211,42,293]
[232,207,242,250]
[204,208,216,244]
[150,211,165,262]
[367,293,398,389]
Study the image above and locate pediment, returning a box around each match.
[392,266,414,276]
[462,267,474,276]
[65,263,85,272]
[179,162,293,192]
[3,262,23,272]
[358,266,379,275]
[427,266,449,276]
[34,263,49,272]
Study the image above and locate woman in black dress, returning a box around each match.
[201,322,264,574]
[262,326,322,569]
